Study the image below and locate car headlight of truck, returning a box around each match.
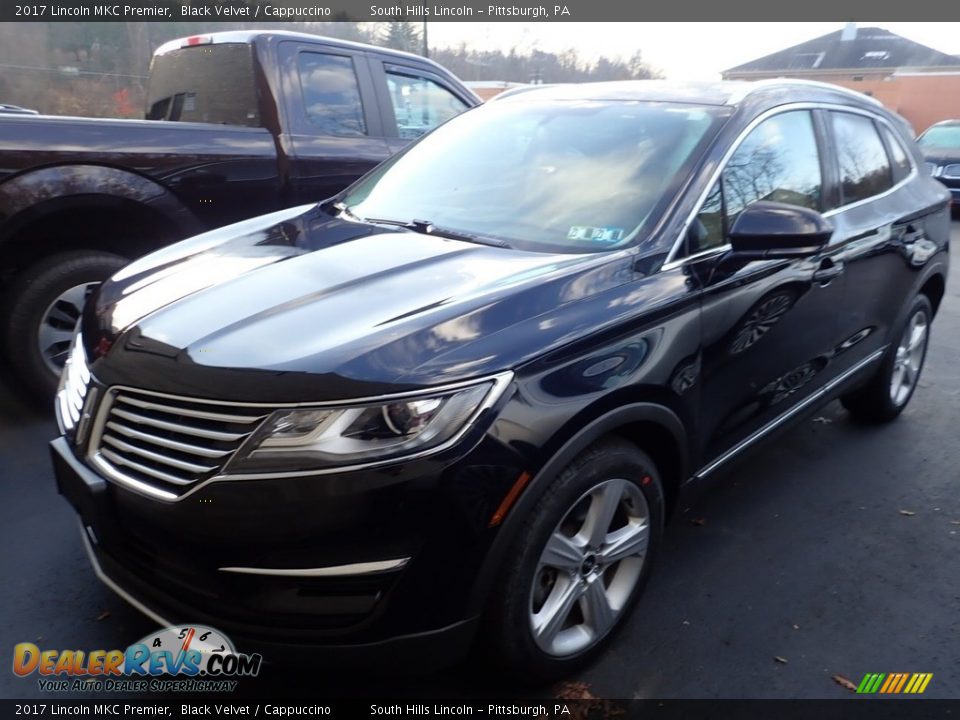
[226,373,512,475]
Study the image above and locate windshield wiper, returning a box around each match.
[361,217,512,249]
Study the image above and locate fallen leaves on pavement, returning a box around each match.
[833,675,858,692]
[555,681,597,700]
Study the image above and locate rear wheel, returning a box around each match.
[841,294,932,423]
[1,251,128,401]
[486,438,664,681]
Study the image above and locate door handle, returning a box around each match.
[813,259,844,286]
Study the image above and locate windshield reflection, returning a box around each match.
[343,99,729,254]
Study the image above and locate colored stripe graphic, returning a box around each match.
[879,674,898,693]
[857,673,885,693]
[856,673,932,694]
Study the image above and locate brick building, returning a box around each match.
[722,24,960,134]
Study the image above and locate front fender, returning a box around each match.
[466,401,688,617]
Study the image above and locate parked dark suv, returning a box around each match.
[51,80,950,680]
[918,119,960,212]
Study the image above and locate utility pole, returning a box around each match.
[422,21,429,58]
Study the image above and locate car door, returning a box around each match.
[278,41,392,204]
[820,109,937,381]
[683,109,850,468]
[368,60,474,154]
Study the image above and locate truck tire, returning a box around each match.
[1,251,129,403]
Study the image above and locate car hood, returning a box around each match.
[921,146,960,165]
[84,204,637,401]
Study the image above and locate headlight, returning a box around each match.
[225,373,512,476]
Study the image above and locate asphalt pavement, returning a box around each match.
[2,223,958,701]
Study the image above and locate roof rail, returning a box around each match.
[490,84,557,101]
[727,78,884,107]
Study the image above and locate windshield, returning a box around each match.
[341,99,729,253]
[918,125,960,150]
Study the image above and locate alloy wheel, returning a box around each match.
[529,477,650,657]
[37,283,98,375]
[889,309,928,407]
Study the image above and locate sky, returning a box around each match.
[426,22,960,80]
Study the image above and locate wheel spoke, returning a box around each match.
[540,532,584,573]
[532,576,582,645]
[57,283,94,312]
[37,323,75,355]
[901,363,915,389]
[599,521,649,565]
[47,303,80,328]
[581,479,625,548]
[908,327,924,352]
[580,578,615,637]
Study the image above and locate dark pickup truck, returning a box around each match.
[0,30,479,398]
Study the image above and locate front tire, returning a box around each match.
[1,251,128,402]
[840,294,932,423]
[485,438,664,681]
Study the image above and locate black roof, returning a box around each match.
[725,26,960,75]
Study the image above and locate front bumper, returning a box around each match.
[50,434,519,666]
[933,178,960,204]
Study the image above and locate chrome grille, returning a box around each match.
[90,388,271,499]
[56,334,90,436]
[942,163,960,180]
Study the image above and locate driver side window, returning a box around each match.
[686,110,823,257]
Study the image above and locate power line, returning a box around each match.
[0,62,147,80]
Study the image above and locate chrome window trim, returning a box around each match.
[662,102,919,272]
[86,371,514,502]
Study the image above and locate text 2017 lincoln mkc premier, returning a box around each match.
[51,80,950,679]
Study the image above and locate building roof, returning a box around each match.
[724,26,960,75]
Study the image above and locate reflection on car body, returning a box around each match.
[51,79,950,680]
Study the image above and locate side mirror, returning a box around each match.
[729,201,834,258]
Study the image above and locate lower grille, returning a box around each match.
[90,387,272,499]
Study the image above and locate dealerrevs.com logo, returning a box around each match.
[13,625,262,693]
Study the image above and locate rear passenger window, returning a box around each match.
[881,125,912,182]
[297,53,367,136]
[831,112,893,205]
[722,110,823,226]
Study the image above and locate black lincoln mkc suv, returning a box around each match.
[51,80,950,680]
